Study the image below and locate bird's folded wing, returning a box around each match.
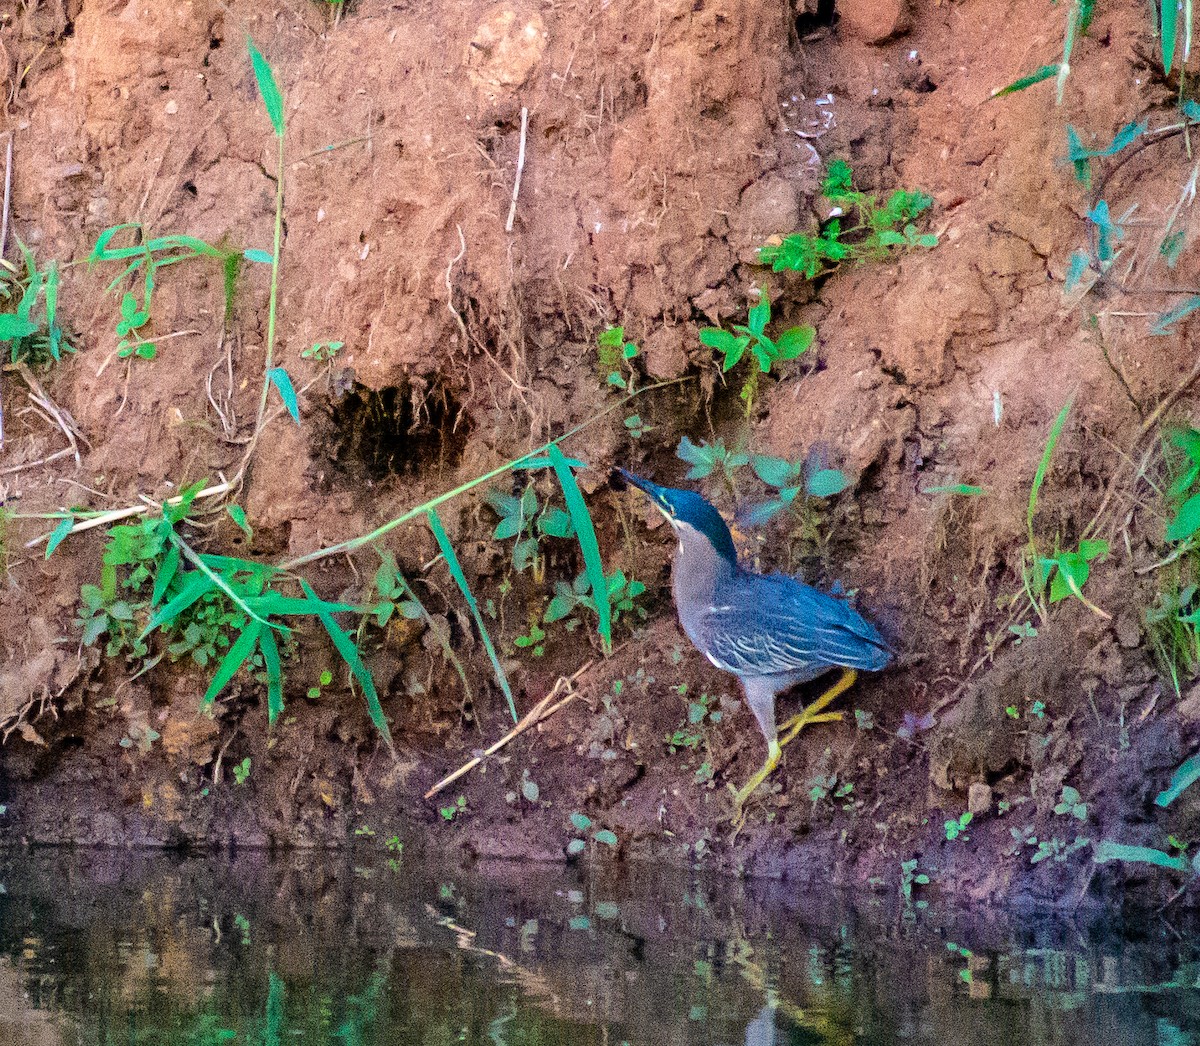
[700,599,882,676]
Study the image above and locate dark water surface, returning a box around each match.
[0,849,1195,1045]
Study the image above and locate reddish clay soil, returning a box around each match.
[2,0,1200,911]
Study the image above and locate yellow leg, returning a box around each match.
[729,738,781,830]
[778,668,857,747]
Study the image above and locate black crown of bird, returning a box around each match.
[617,467,892,825]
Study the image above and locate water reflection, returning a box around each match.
[0,850,1194,1045]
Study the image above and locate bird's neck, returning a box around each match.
[672,524,737,607]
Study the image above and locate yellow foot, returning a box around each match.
[778,668,858,747]
[728,740,781,832]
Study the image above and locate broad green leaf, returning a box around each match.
[751,454,801,488]
[247,38,285,136]
[698,327,738,352]
[743,497,788,527]
[538,507,573,538]
[1065,250,1090,292]
[45,517,74,557]
[1093,840,1188,871]
[721,336,751,372]
[1077,538,1109,561]
[427,508,517,722]
[299,578,393,746]
[593,829,618,847]
[1155,752,1200,807]
[548,444,610,653]
[746,295,771,337]
[521,778,540,802]
[0,315,39,340]
[566,839,587,856]
[243,248,273,264]
[259,626,284,723]
[267,367,301,423]
[806,468,848,498]
[203,622,263,705]
[1167,491,1200,542]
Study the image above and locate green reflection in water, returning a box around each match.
[0,851,1196,1046]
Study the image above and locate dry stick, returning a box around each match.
[504,107,529,234]
[0,132,12,261]
[424,659,595,799]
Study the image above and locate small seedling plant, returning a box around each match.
[486,482,574,581]
[698,290,814,413]
[566,812,618,855]
[757,160,936,279]
[0,240,71,369]
[1022,398,1110,620]
[945,811,973,842]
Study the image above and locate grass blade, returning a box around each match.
[45,516,74,557]
[1028,397,1074,548]
[142,570,218,638]
[150,544,181,607]
[1155,751,1200,807]
[427,508,518,722]
[991,63,1060,98]
[1094,840,1188,872]
[258,626,284,724]
[267,367,301,423]
[547,445,610,653]
[204,621,263,705]
[247,37,285,137]
[1164,0,1179,74]
[299,578,393,747]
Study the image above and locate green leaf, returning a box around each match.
[267,367,301,423]
[1093,840,1188,872]
[774,325,814,360]
[150,544,181,607]
[259,626,284,724]
[142,571,218,637]
[1151,296,1200,336]
[751,454,801,488]
[538,507,573,538]
[45,517,74,558]
[521,778,540,802]
[991,63,1061,97]
[203,622,264,705]
[746,295,771,337]
[0,315,39,341]
[1167,491,1200,542]
[1155,752,1200,807]
[243,248,273,264]
[247,38,285,136]
[226,504,254,539]
[547,444,611,653]
[427,508,517,723]
[1163,0,1179,73]
[566,839,587,856]
[300,578,393,747]
[593,829,618,847]
[1028,397,1073,542]
[698,327,738,352]
[806,468,848,498]
[569,812,592,831]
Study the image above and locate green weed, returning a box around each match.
[302,340,344,362]
[566,811,618,855]
[900,858,930,903]
[0,240,71,369]
[1021,397,1110,619]
[758,159,936,278]
[439,795,467,822]
[485,481,573,580]
[944,811,973,842]
[676,436,750,487]
[233,757,252,785]
[698,290,813,413]
[992,0,1095,103]
[1053,785,1088,821]
[666,691,721,751]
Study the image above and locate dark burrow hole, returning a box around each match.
[796,0,837,34]
[326,379,472,481]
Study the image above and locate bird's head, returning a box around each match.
[616,468,737,564]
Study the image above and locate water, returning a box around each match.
[0,849,1196,1045]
